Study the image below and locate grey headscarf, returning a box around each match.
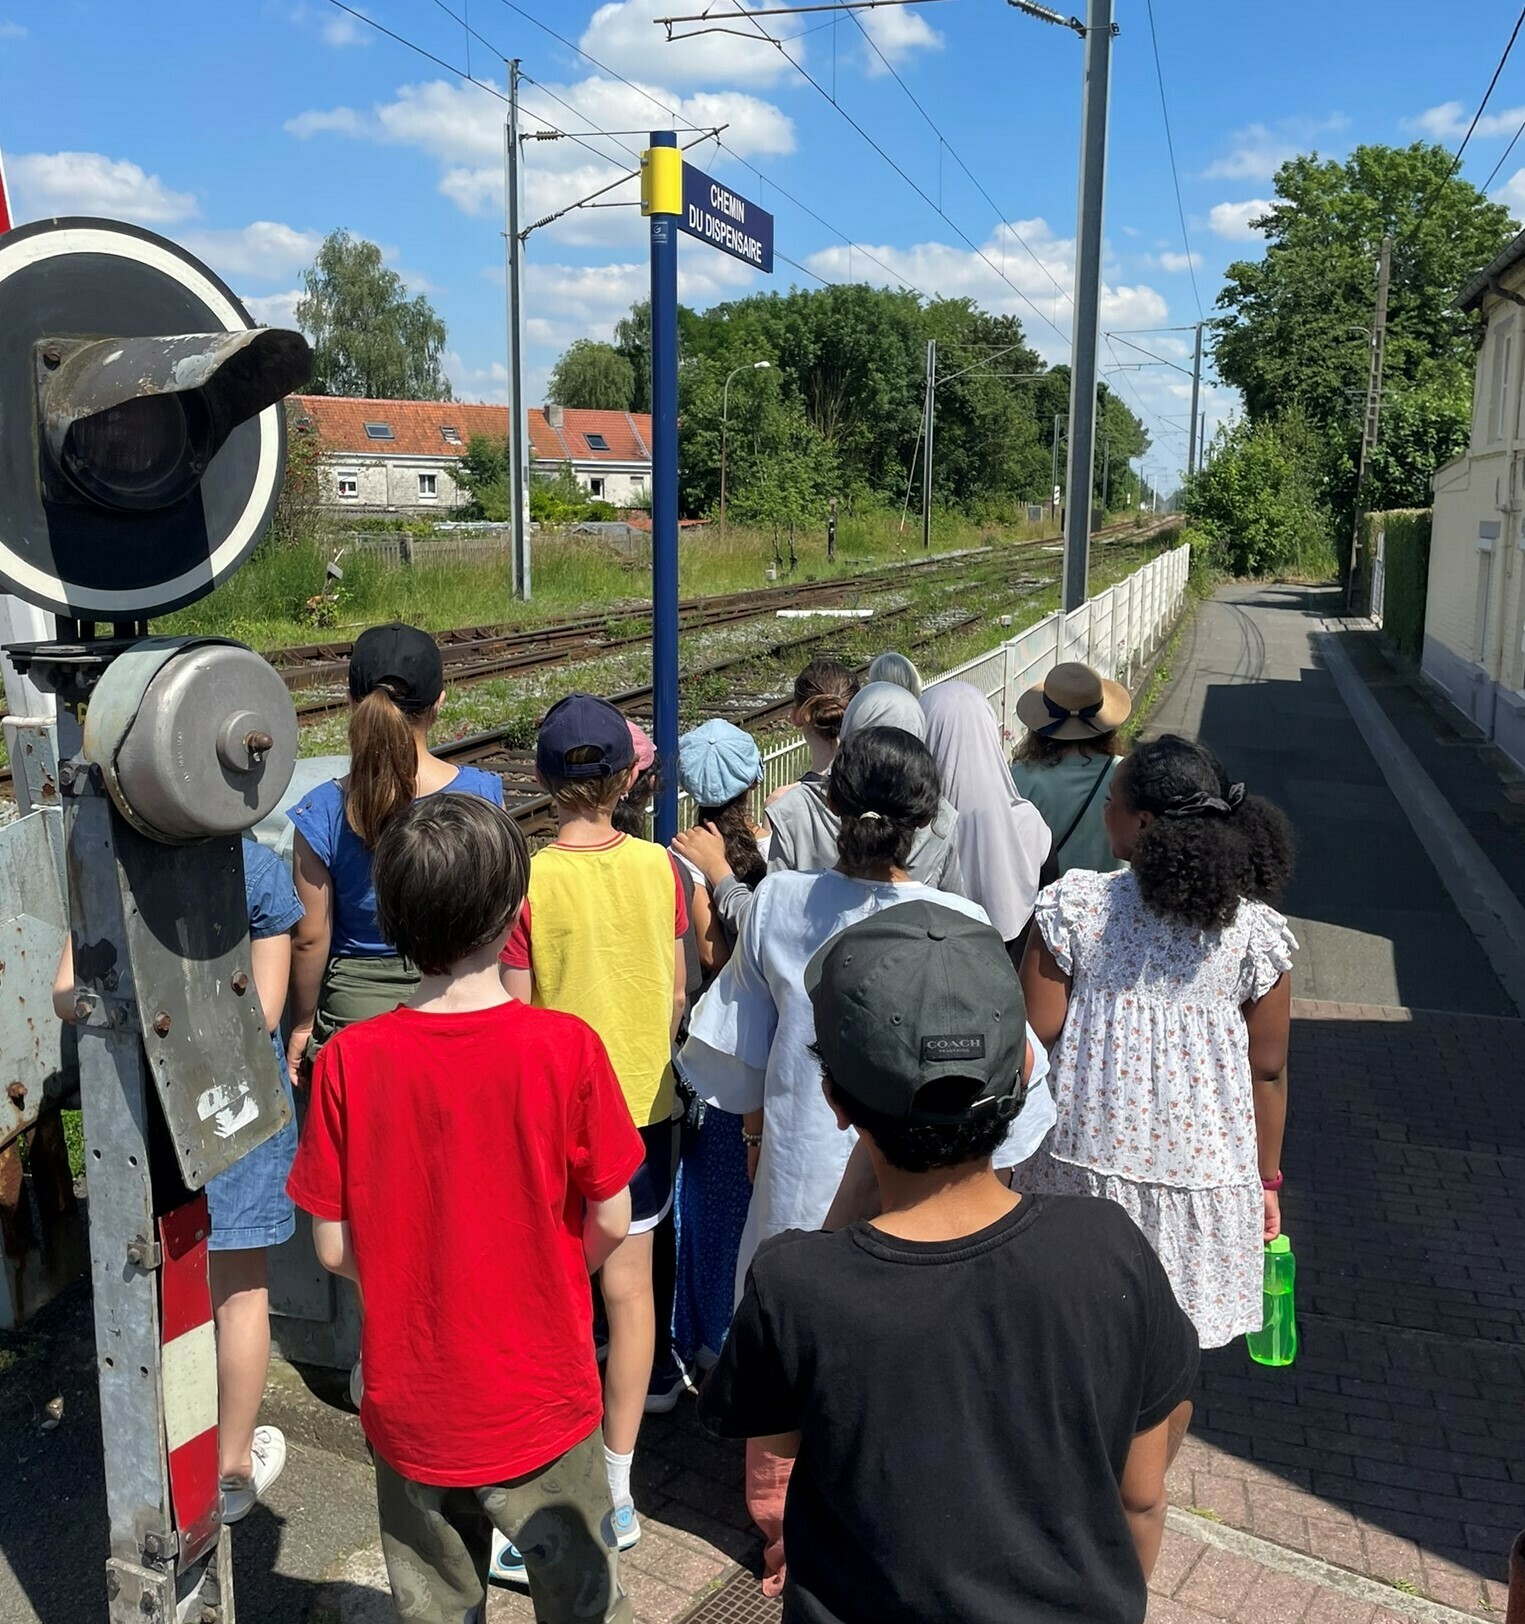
[921,681,1052,941]
[840,681,928,743]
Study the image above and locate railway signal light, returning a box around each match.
[0,216,311,1624]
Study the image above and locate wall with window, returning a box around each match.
[531,461,649,507]
[317,457,470,513]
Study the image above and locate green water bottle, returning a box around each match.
[1246,1235,1297,1367]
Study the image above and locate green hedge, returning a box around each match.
[1362,508,1431,660]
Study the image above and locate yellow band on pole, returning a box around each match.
[641,146,682,217]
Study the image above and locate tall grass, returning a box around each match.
[158,503,1084,653]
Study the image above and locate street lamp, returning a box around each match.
[720,360,770,541]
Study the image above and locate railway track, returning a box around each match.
[276,518,1172,724]
[0,517,1180,807]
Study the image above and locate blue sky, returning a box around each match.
[2,0,1522,484]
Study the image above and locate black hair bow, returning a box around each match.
[1159,782,1245,819]
[1037,693,1104,736]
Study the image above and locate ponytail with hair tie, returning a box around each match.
[1160,783,1245,820]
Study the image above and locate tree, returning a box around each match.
[1213,144,1514,434]
[549,340,636,410]
[452,433,510,520]
[1184,410,1334,577]
[295,229,452,400]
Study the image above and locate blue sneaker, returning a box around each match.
[489,1530,528,1588]
[607,1502,641,1552]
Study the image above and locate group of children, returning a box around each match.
[56,618,1302,1624]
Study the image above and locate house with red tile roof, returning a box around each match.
[291,396,653,514]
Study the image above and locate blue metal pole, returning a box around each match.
[649,130,681,844]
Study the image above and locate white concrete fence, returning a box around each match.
[750,541,1192,803]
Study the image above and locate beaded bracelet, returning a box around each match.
[1261,1170,1284,1192]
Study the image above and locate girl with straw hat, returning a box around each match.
[1012,662,1132,880]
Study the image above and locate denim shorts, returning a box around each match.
[206,1052,298,1252]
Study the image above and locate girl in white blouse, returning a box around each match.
[1020,733,1296,1348]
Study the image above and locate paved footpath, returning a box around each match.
[3,583,1523,1624]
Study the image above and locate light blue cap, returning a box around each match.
[678,719,762,808]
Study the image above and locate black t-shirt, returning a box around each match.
[698,1193,1200,1624]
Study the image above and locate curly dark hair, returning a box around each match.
[694,791,767,888]
[612,762,659,837]
[1013,729,1126,766]
[820,1066,1019,1173]
[1119,734,1295,932]
[827,725,941,874]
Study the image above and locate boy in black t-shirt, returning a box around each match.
[699,901,1200,1624]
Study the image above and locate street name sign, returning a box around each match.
[679,163,774,273]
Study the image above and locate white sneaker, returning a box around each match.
[489,1530,529,1588]
[221,1425,287,1524]
[607,1501,641,1551]
[349,1358,363,1409]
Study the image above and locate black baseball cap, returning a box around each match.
[348,623,444,712]
[537,693,635,780]
[806,902,1029,1125]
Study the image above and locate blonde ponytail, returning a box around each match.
[346,686,418,847]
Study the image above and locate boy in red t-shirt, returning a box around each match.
[288,793,642,1623]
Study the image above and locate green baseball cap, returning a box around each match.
[805,901,1029,1125]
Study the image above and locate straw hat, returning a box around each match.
[1015,662,1132,741]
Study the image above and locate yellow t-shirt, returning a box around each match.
[505,834,681,1127]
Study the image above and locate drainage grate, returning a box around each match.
[676,1568,783,1624]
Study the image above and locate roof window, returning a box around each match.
[364,422,395,440]
[584,432,610,451]
[440,425,462,445]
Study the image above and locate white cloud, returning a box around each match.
[9,150,197,225]
[804,220,1168,366]
[1208,199,1272,241]
[286,74,794,246]
[858,5,944,75]
[1151,250,1203,273]
[1203,116,1347,182]
[1493,167,1525,219]
[0,19,27,39]
[1407,100,1525,141]
[578,0,805,86]
[181,221,324,281]
[445,352,510,405]
[241,289,303,328]
[320,9,370,46]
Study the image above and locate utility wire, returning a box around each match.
[486,0,933,296]
[1143,0,1203,320]
[1481,109,1525,194]
[1103,332,1195,377]
[711,2,1074,345]
[1412,4,1525,233]
[844,8,1074,313]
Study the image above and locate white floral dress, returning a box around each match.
[1028,868,1296,1347]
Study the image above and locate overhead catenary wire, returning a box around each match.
[700,1,1075,346]
[843,6,1075,314]
[1102,332,1195,378]
[1411,4,1525,234]
[486,0,935,297]
[1143,0,1204,320]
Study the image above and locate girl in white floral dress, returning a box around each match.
[1020,733,1296,1348]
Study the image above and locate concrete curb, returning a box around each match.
[1165,1508,1485,1624]
[1318,629,1525,1017]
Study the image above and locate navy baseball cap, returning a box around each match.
[537,693,636,780]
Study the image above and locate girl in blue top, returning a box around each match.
[285,623,503,1076]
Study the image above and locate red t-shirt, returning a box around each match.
[287,1000,643,1486]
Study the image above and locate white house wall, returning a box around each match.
[1424,285,1525,770]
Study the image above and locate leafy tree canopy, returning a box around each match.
[548,340,637,411]
[295,229,452,401]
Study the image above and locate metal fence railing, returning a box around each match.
[731,542,1191,819]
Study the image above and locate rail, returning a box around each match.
[746,541,1192,807]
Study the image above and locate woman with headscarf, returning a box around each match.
[921,681,1052,965]
[766,681,965,895]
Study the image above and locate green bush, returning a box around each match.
[1363,508,1431,660]
[1184,411,1338,579]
